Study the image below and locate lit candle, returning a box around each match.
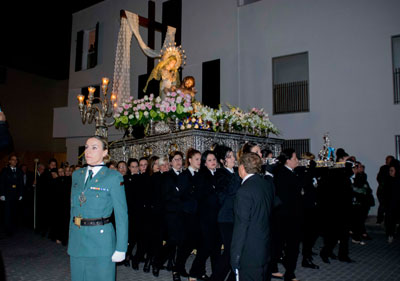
[102,77,109,86]
[88,87,96,99]
[77,94,85,105]
[110,93,117,102]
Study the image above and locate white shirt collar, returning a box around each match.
[265,171,274,178]
[209,169,216,176]
[285,165,294,172]
[188,166,198,176]
[85,163,104,181]
[241,174,254,185]
[173,168,182,175]
[225,167,234,174]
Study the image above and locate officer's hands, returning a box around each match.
[19,196,22,201]
[0,196,5,201]
[111,251,125,262]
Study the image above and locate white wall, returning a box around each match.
[238,0,400,212]
[54,0,400,214]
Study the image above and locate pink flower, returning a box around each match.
[124,104,130,109]
[133,107,138,111]
[179,92,185,98]
[140,104,146,110]
[146,104,152,110]
[176,96,182,103]
[184,102,191,108]
[124,111,129,116]
[171,92,177,97]
[118,107,124,113]
[171,105,176,112]
[129,96,134,101]
[133,100,138,104]
[155,103,160,108]
[166,106,171,113]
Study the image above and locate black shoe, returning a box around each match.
[338,256,354,263]
[302,258,320,269]
[319,253,330,264]
[172,272,181,281]
[153,266,160,277]
[143,258,151,273]
[132,260,139,270]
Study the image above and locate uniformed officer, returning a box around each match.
[68,136,128,281]
[0,154,24,236]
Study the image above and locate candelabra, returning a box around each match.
[77,78,117,139]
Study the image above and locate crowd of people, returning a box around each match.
[1,140,400,281]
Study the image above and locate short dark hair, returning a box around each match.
[139,157,148,163]
[169,151,183,162]
[278,148,296,165]
[261,149,273,158]
[239,152,262,174]
[201,150,217,168]
[214,144,232,166]
[127,158,139,166]
[48,158,57,165]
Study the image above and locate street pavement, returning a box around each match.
[1,220,399,281]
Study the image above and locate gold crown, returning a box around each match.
[160,42,187,69]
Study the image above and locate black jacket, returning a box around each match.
[273,165,303,219]
[231,174,275,269]
[162,170,185,213]
[0,166,24,199]
[215,167,241,223]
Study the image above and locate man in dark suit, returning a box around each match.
[231,152,275,281]
[0,155,24,236]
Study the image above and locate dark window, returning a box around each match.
[75,23,99,72]
[202,59,220,109]
[273,52,309,114]
[81,85,100,104]
[392,35,400,104]
[282,138,310,158]
[396,135,400,160]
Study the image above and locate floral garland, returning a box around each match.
[114,91,193,128]
[114,92,279,136]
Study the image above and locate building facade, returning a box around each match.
[53,0,400,212]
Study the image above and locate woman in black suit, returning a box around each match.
[162,151,185,281]
[190,150,221,280]
[210,145,241,281]
[174,148,202,278]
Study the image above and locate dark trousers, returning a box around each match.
[302,208,319,259]
[3,199,19,235]
[134,210,152,262]
[210,222,235,281]
[190,216,221,277]
[239,263,270,281]
[126,213,138,258]
[175,213,199,272]
[321,216,350,258]
[270,215,302,281]
[351,206,365,241]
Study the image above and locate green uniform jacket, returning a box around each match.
[68,167,128,257]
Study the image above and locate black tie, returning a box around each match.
[85,170,93,186]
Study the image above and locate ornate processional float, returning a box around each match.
[77,9,283,160]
